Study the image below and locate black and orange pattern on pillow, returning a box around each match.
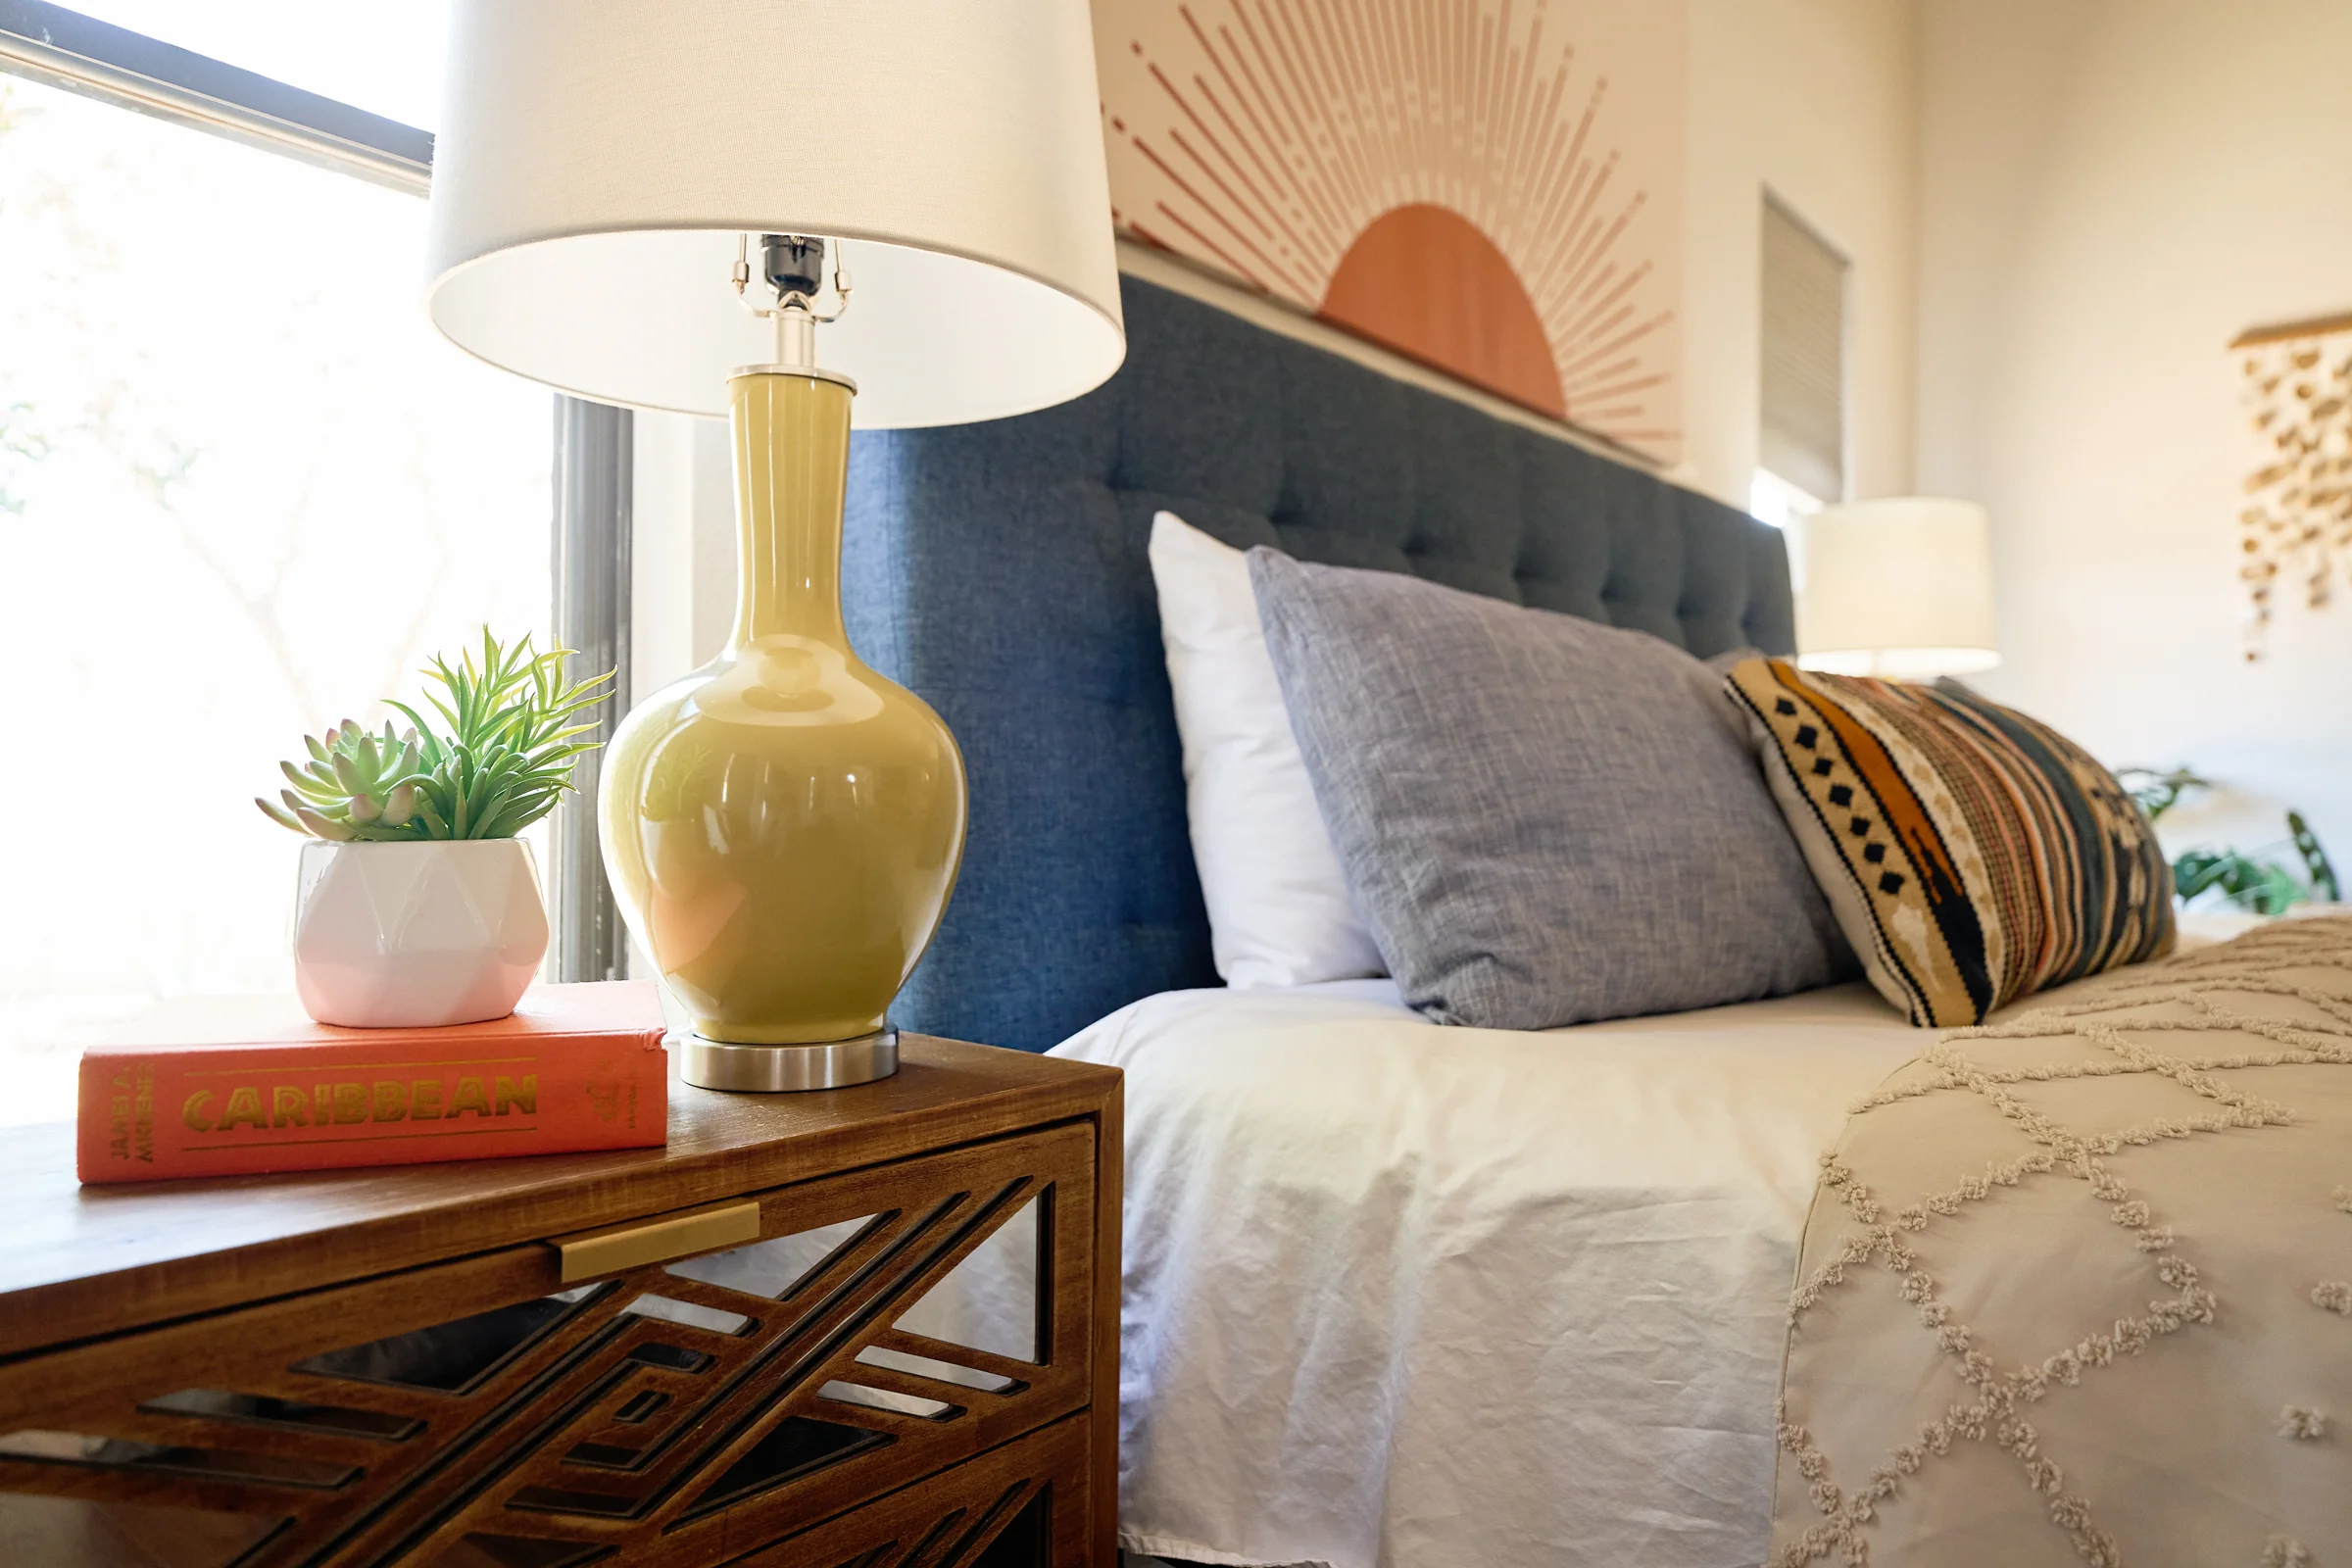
[1724,659,2174,1025]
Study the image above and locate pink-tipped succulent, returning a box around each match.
[258,718,425,841]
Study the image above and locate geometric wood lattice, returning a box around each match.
[0,1125,1097,1567]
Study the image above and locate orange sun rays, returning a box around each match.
[1105,0,1679,450]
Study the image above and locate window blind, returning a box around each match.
[1759,195,1847,504]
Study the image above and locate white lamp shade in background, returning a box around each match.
[1796,498,1999,679]
[423,1,1124,426]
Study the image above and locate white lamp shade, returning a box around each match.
[424,1,1124,427]
[1796,498,1999,679]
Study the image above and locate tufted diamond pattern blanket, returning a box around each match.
[1771,914,2352,1565]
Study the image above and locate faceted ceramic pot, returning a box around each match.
[292,838,548,1028]
[599,369,967,1049]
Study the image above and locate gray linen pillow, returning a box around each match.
[1249,549,1850,1029]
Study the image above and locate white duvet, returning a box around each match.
[1053,977,1934,1568]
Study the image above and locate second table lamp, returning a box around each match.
[423,1,1126,1090]
[1796,498,1999,681]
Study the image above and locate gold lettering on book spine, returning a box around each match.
[174,1067,558,1138]
[107,1064,153,1160]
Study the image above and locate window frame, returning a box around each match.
[552,399,635,983]
[0,0,429,191]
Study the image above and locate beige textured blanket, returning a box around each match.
[1771,914,2352,1566]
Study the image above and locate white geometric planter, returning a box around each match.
[292,839,549,1028]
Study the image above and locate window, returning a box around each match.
[0,10,556,1123]
[1748,466,1826,594]
[1757,192,1848,518]
[1748,467,1827,532]
[47,0,453,128]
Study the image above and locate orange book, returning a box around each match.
[77,981,669,1183]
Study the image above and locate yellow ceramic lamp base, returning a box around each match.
[599,371,966,1085]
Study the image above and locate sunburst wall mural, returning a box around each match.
[1095,0,1687,459]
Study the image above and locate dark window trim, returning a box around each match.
[552,399,635,985]
[0,0,430,193]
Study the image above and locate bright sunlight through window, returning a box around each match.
[0,54,550,1122]
[1749,466,1825,595]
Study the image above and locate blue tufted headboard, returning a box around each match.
[843,275,1794,1053]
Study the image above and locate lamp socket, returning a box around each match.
[761,234,825,302]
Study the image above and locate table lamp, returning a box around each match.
[424,2,1124,1091]
[1796,497,2000,679]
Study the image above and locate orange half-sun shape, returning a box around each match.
[1318,204,1567,421]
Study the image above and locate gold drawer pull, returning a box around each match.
[553,1200,761,1283]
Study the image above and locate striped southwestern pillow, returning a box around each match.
[1724,659,2174,1025]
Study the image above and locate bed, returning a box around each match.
[844,273,2352,1565]
[1054,975,1925,1565]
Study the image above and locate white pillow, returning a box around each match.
[1150,510,1386,988]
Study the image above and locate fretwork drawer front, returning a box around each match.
[0,1112,1113,1567]
[729,1409,1095,1568]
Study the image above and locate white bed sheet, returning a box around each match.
[1053,977,1932,1568]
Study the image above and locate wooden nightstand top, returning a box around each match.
[0,1035,1121,1360]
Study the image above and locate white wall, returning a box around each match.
[1682,0,1920,508]
[1917,0,2352,859]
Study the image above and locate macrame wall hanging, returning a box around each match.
[2234,310,2352,660]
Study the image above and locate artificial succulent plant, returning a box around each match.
[258,631,613,842]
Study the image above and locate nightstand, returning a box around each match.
[0,1035,1123,1566]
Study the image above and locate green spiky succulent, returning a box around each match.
[259,631,613,842]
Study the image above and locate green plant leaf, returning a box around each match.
[263,630,612,841]
[293,805,354,841]
[2288,809,2340,903]
[2117,764,2211,823]
[2175,845,2308,914]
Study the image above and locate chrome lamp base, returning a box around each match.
[678,1026,900,1093]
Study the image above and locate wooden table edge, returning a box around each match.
[0,1038,1123,1362]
